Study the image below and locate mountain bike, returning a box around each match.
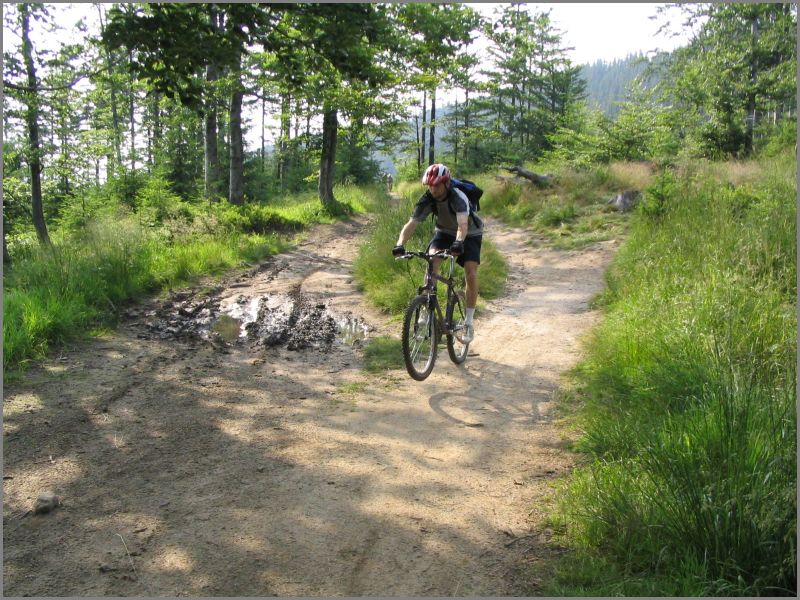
[395,249,470,381]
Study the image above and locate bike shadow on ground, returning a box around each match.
[426,352,564,431]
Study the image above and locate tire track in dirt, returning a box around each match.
[3,214,617,596]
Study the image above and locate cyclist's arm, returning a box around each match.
[455,213,468,242]
[452,188,470,242]
[396,218,419,246]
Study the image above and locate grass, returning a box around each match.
[478,163,639,250]
[3,183,379,376]
[543,149,797,596]
[362,336,405,373]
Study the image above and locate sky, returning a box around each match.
[468,3,694,65]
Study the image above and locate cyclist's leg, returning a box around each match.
[458,235,482,309]
[428,231,455,273]
[463,261,479,308]
[459,236,481,343]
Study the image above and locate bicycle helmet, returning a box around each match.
[422,163,451,186]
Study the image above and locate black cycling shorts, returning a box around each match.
[429,231,482,267]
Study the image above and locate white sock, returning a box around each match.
[465,308,475,324]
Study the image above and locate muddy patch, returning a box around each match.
[127,288,370,352]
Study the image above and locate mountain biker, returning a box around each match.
[392,163,483,343]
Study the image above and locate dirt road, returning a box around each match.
[3,213,616,596]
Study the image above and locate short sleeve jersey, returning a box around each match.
[411,187,484,237]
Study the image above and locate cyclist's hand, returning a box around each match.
[392,244,406,257]
[449,240,464,255]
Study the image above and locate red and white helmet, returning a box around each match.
[422,163,451,186]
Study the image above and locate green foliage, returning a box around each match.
[537,202,577,227]
[550,152,797,596]
[133,169,195,225]
[653,3,797,158]
[638,168,677,219]
[756,117,798,158]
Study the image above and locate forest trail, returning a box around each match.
[3,212,617,596]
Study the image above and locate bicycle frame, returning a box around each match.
[401,250,460,333]
[396,249,470,380]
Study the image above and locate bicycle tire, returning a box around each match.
[446,290,469,364]
[402,294,438,381]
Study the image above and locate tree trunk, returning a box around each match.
[745,13,759,155]
[464,89,470,166]
[428,87,437,166]
[203,4,221,199]
[204,63,220,200]
[414,115,421,174]
[20,3,51,247]
[228,83,245,205]
[420,91,427,171]
[318,106,338,209]
[503,165,552,187]
[128,50,136,170]
[453,98,459,167]
[261,95,266,172]
[278,92,290,189]
[97,4,123,171]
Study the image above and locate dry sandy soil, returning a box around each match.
[3,212,616,596]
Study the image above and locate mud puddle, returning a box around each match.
[129,288,370,352]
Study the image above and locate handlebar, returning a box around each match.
[395,249,454,261]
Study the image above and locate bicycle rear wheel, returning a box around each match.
[402,295,438,381]
[446,290,469,364]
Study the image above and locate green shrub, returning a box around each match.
[362,336,404,372]
[537,202,577,227]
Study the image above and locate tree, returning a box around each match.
[654,3,797,157]
[7,3,52,247]
[396,4,481,169]
[281,4,399,209]
[102,3,286,203]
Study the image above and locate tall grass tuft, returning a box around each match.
[549,150,796,596]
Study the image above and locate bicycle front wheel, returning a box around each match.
[402,295,438,381]
[446,290,469,364]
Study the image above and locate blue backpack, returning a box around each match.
[451,178,483,213]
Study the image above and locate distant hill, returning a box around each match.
[580,53,653,117]
[376,54,660,173]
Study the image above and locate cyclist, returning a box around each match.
[392,163,483,343]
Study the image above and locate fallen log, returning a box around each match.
[503,167,553,187]
[503,166,553,187]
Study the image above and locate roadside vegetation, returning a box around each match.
[475,161,647,250]
[3,177,380,376]
[542,148,796,596]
